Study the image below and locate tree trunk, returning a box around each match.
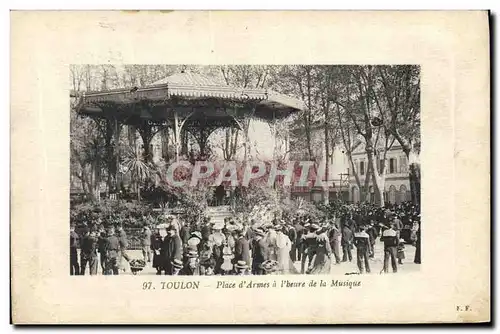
[347,152,362,193]
[366,142,385,207]
[137,182,141,202]
[323,121,330,204]
[409,163,421,205]
[362,162,372,202]
[160,127,170,161]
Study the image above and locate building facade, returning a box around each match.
[349,142,411,205]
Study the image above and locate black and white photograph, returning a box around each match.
[70,64,421,277]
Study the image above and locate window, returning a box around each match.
[400,155,408,173]
[360,161,365,175]
[379,159,384,174]
[389,158,397,174]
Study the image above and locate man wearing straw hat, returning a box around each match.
[234,260,249,275]
[171,259,184,276]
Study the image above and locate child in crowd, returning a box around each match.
[397,238,406,265]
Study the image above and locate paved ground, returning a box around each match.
[81,241,419,276]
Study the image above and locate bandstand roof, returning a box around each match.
[74,71,304,129]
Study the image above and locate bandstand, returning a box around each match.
[73,71,304,193]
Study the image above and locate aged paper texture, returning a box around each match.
[10,10,490,324]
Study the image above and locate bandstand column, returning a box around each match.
[174,110,180,162]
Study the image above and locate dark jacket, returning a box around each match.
[341,226,354,246]
[163,235,182,262]
[329,225,341,241]
[70,231,79,249]
[393,218,403,231]
[252,238,269,265]
[366,226,379,245]
[97,232,107,253]
[381,228,398,248]
[354,231,371,251]
[287,226,297,243]
[81,234,97,258]
[201,224,211,241]
[180,225,191,246]
[234,236,251,265]
[104,235,120,258]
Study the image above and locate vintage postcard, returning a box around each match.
[10,11,490,324]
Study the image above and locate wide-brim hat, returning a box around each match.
[190,231,202,240]
[235,260,248,269]
[253,228,265,237]
[187,237,201,247]
[213,222,224,230]
[225,223,238,232]
[310,223,320,231]
[171,259,183,269]
[260,260,278,272]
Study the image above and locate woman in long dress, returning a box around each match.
[308,227,332,274]
[275,225,300,274]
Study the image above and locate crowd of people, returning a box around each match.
[70,202,421,276]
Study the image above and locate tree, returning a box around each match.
[328,66,387,206]
[279,65,322,161]
[122,145,154,202]
[374,65,421,204]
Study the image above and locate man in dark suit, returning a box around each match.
[116,225,130,272]
[393,214,403,239]
[104,227,120,275]
[179,221,191,253]
[233,227,251,274]
[287,222,297,262]
[251,229,269,275]
[70,224,79,275]
[294,219,304,262]
[341,223,354,262]
[201,217,211,243]
[163,225,183,275]
[80,227,98,275]
[381,221,399,273]
[97,228,108,274]
[328,220,341,264]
